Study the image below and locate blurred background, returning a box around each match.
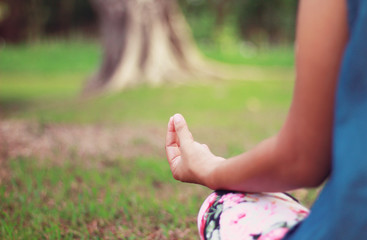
[0,0,319,239]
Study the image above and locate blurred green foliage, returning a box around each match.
[0,0,95,42]
[179,0,298,45]
[0,0,297,45]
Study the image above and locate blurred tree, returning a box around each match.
[84,0,207,93]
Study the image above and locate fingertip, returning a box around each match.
[173,113,184,125]
[168,116,175,130]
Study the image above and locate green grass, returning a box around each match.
[0,41,100,74]
[1,157,209,239]
[199,44,295,67]
[0,40,293,75]
[1,78,292,125]
[0,40,319,239]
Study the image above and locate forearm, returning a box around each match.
[206,136,283,192]
[206,132,330,192]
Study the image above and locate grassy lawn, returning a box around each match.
[1,157,208,239]
[0,41,319,239]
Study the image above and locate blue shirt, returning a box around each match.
[284,0,367,239]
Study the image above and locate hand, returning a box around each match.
[165,113,225,187]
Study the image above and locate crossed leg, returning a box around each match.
[198,191,309,240]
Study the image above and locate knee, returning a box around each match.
[197,191,247,239]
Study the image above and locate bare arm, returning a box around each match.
[166,0,348,192]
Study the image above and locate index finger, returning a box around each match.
[165,116,177,147]
[165,116,181,163]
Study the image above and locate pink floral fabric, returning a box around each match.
[198,191,309,240]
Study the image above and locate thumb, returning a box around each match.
[173,113,193,146]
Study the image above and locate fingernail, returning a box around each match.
[173,114,183,124]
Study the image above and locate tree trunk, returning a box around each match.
[84,0,207,93]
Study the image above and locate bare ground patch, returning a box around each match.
[0,120,166,163]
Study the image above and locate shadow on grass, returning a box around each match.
[0,99,36,118]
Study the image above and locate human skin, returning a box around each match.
[165,0,349,192]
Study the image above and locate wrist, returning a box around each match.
[203,157,225,190]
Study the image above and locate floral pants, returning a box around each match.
[198,191,309,240]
